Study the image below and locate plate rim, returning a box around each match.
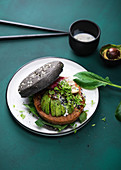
[6,56,99,137]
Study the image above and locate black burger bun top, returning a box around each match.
[18,61,64,97]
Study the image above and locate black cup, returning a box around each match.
[69,20,101,56]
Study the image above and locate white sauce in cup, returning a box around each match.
[74,33,95,42]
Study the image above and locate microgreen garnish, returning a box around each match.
[49,90,55,95]
[13,105,15,108]
[51,79,84,109]
[20,113,25,119]
[91,100,95,106]
[54,86,59,91]
[101,117,106,122]
[19,110,24,113]
[92,124,96,127]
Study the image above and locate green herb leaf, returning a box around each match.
[70,123,77,133]
[101,117,106,122]
[74,71,121,90]
[20,113,25,119]
[92,124,96,127]
[24,104,39,117]
[53,79,85,109]
[19,110,24,113]
[91,100,95,106]
[54,87,59,91]
[49,90,55,95]
[35,118,68,131]
[79,110,88,123]
[115,101,121,121]
[35,118,44,127]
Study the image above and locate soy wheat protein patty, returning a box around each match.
[33,82,85,125]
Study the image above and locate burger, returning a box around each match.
[18,61,86,130]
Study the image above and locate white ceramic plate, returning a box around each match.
[6,57,99,136]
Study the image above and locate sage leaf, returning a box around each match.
[74,71,121,90]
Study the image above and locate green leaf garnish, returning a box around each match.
[101,117,106,122]
[54,86,59,91]
[52,79,84,109]
[74,71,121,90]
[24,103,39,117]
[20,114,25,119]
[49,90,55,95]
[79,110,88,123]
[115,101,121,121]
[70,123,77,133]
[91,100,95,106]
[35,118,44,127]
[13,105,15,108]
[35,118,68,131]
[19,110,24,113]
[92,124,96,127]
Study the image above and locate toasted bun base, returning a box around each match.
[33,92,85,125]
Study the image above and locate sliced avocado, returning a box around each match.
[41,94,47,112]
[50,99,56,117]
[41,93,50,114]
[44,96,51,114]
[67,105,74,114]
[55,100,62,117]
[61,105,66,116]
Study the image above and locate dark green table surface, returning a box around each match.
[0,0,121,169]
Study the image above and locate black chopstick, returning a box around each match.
[0,19,68,33]
[0,32,69,40]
